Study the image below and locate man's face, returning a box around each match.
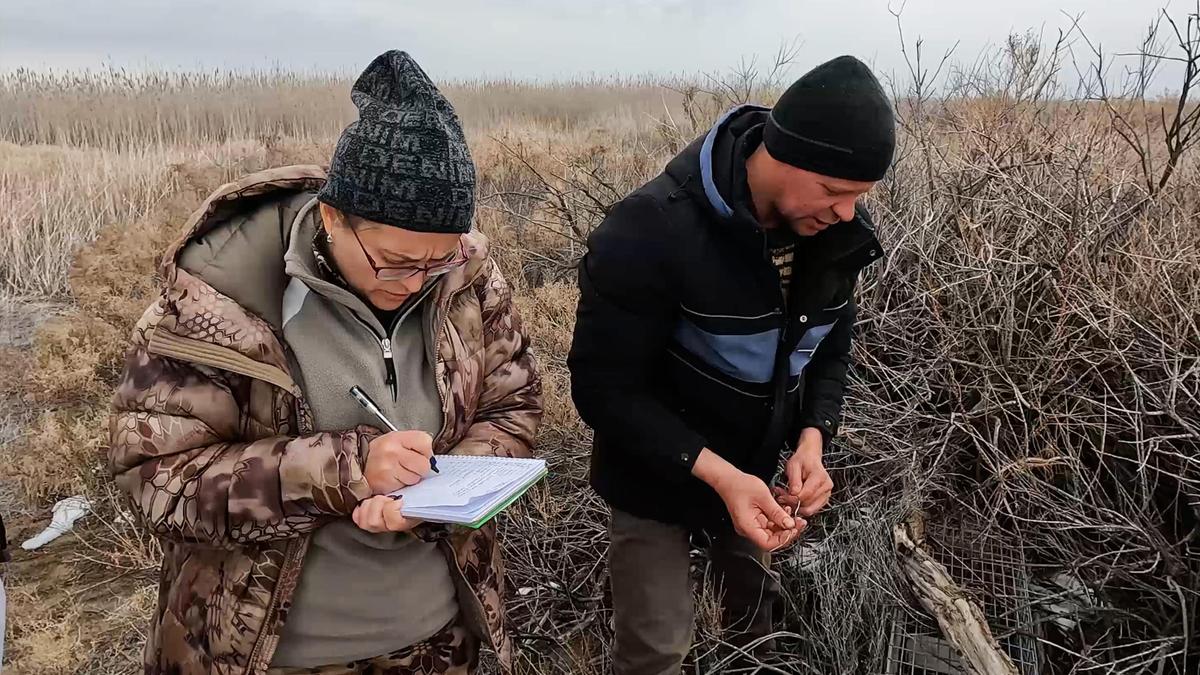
[746,145,877,236]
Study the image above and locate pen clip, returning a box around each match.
[349,386,399,432]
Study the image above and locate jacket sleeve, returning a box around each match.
[568,194,707,481]
[108,332,374,548]
[450,259,544,459]
[797,295,857,447]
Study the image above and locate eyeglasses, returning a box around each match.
[342,224,470,282]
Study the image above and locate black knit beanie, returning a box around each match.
[318,50,475,233]
[764,55,896,182]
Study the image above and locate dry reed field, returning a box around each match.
[1,11,1198,675]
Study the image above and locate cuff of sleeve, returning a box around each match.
[354,425,384,467]
[800,416,838,448]
[280,432,373,516]
[411,522,451,543]
[666,438,706,479]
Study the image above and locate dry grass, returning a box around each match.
[0,68,678,149]
[2,14,1198,674]
[0,142,174,298]
[0,66,679,302]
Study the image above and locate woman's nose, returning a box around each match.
[400,272,425,293]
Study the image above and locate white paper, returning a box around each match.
[390,456,544,510]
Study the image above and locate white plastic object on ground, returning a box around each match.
[20,495,92,550]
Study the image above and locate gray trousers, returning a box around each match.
[608,508,782,675]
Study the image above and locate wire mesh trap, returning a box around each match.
[885,517,1042,675]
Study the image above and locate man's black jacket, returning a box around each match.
[568,105,884,528]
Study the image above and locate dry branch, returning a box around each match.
[894,524,1021,675]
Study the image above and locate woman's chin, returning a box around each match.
[370,290,409,310]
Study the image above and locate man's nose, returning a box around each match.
[832,198,856,223]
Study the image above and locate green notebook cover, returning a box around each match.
[465,466,548,529]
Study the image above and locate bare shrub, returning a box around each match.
[656,38,802,153]
[0,8,1196,673]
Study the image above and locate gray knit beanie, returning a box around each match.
[318,50,475,233]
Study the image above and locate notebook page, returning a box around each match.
[391,456,543,509]
[406,466,547,522]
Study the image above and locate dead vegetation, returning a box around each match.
[1,6,1198,674]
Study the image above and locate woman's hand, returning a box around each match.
[364,430,434,495]
[352,495,423,533]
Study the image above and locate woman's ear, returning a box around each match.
[317,201,339,237]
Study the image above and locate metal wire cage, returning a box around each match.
[885,517,1042,675]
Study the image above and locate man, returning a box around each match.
[568,55,894,674]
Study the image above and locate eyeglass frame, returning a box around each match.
[336,218,470,281]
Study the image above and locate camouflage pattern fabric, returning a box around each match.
[108,167,543,674]
[265,619,477,675]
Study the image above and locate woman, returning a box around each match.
[108,51,542,675]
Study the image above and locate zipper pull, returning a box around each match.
[381,338,398,400]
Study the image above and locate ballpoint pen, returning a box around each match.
[349,385,439,473]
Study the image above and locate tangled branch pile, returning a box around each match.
[490,22,1200,674]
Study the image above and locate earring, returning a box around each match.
[325,231,334,244]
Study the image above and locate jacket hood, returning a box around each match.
[664,105,884,269]
[164,166,491,324]
[665,104,769,221]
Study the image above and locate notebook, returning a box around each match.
[390,455,548,529]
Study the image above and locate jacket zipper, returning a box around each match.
[246,540,306,673]
[429,282,499,649]
[380,337,397,399]
[756,246,806,474]
[352,284,437,403]
[345,312,397,402]
[337,310,403,406]
[246,377,315,673]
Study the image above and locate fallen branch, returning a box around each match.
[894,523,1020,675]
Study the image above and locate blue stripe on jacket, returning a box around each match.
[673,317,838,385]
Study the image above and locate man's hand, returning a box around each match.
[718,471,807,551]
[352,495,423,533]
[692,448,806,551]
[364,430,434,495]
[779,427,833,518]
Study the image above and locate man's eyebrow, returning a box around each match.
[821,182,854,194]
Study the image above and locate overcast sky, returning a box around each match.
[0,1,1182,89]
